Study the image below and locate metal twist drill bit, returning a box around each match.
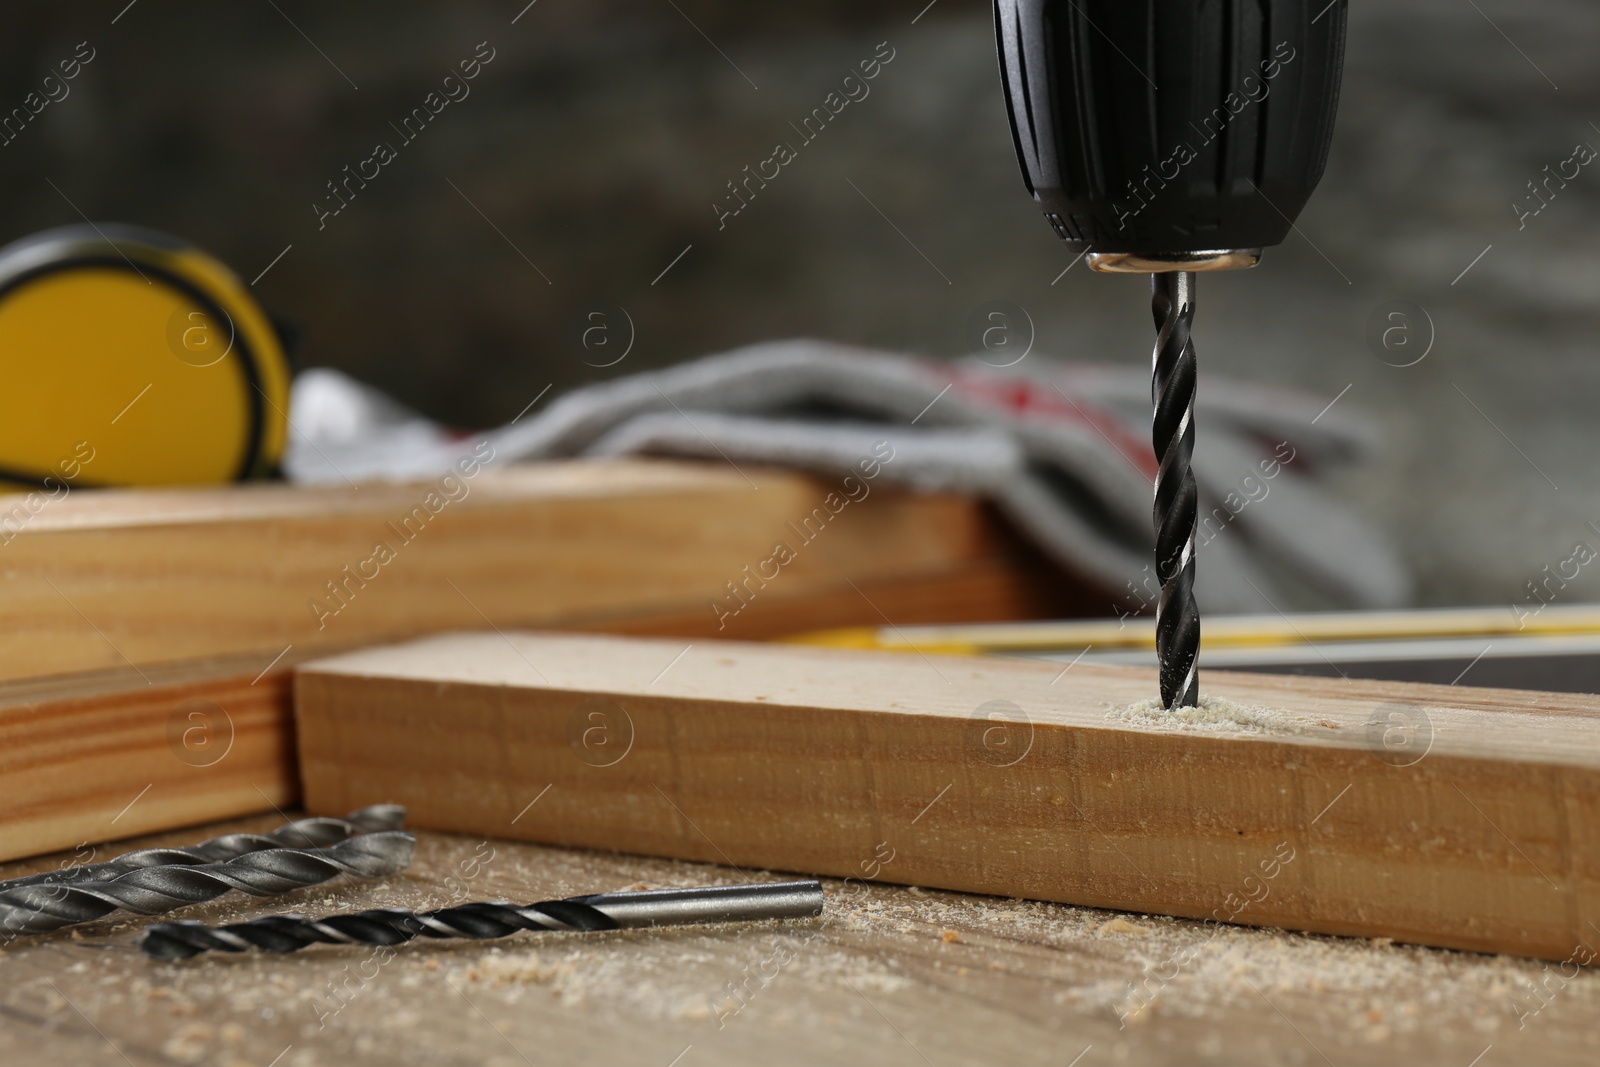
[141,879,826,960]
[0,805,406,892]
[0,832,415,937]
[1150,271,1201,709]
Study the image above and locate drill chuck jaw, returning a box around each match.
[1086,249,1262,274]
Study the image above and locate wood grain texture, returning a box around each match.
[3,814,1594,1067]
[298,632,1600,961]
[0,654,294,863]
[0,459,1090,686]
[0,462,1096,863]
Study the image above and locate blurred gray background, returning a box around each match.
[2,0,1596,611]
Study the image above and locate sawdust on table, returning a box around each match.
[406,879,1558,1045]
[795,886,1559,1044]
[43,828,1588,1064]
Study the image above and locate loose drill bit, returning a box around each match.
[0,831,414,936]
[142,879,826,960]
[1150,271,1201,709]
[0,805,405,892]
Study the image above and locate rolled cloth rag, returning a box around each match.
[284,339,1408,613]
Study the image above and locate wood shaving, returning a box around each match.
[1111,695,1310,735]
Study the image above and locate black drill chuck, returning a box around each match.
[993,2,1348,710]
[994,0,1347,270]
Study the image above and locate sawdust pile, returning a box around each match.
[1111,694,1313,735]
[13,822,1591,1065]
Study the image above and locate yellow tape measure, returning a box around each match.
[0,224,290,489]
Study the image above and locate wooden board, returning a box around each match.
[1,813,1595,1067]
[0,461,1097,863]
[0,654,294,864]
[0,459,1093,687]
[297,632,1600,961]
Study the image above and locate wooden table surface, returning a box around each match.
[1,814,1595,1067]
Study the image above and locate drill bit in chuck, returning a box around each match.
[0,805,405,892]
[142,879,826,960]
[0,832,415,937]
[1150,271,1201,710]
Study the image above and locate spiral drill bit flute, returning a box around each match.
[142,879,825,960]
[0,805,404,892]
[994,0,1348,708]
[0,832,414,936]
[1150,272,1200,707]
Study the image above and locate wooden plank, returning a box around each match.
[0,654,294,863]
[0,551,1064,865]
[0,459,1091,687]
[297,632,1600,961]
[0,467,1096,862]
[2,814,1591,1067]
[598,547,1094,641]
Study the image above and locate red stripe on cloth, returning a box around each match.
[938,367,1158,480]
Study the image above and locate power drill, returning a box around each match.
[993,1,1348,709]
